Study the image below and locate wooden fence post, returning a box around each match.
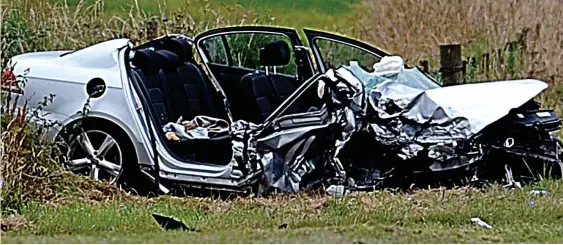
[439,44,464,86]
[482,53,490,79]
[419,60,429,73]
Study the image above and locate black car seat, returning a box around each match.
[260,41,303,115]
[155,49,189,122]
[241,73,276,124]
[156,38,232,164]
[131,49,172,126]
[239,40,304,124]
[160,38,223,121]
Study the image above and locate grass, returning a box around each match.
[59,0,359,29]
[3,180,563,243]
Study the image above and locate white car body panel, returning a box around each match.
[9,39,151,164]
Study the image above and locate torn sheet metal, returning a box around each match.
[257,93,359,193]
[340,62,549,146]
[247,58,558,194]
[401,79,549,138]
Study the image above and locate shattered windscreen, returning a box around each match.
[343,61,441,91]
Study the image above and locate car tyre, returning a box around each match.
[59,119,140,190]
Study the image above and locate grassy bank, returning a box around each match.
[3,181,563,243]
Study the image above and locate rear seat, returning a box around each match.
[131,49,172,126]
[149,38,232,164]
[159,38,222,121]
[239,40,305,124]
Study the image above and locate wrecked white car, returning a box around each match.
[4,26,561,195]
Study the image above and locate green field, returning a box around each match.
[61,0,360,29]
[3,181,563,243]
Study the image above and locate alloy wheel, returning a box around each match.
[65,130,123,183]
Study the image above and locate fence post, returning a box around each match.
[482,53,490,79]
[439,44,464,86]
[419,60,429,73]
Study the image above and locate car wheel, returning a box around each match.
[61,120,137,186]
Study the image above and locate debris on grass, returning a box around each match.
[471,217,492,229]
[530,190,549,196]
[326,185,348,197]
[152,213,196,231]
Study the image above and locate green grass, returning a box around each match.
[3,180,563,243]
[60,0,360,29]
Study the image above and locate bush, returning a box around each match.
[0,64,122,214]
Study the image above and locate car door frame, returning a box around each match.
[194,26,316,123]
[122,35,263,193]
[303,29,390,73]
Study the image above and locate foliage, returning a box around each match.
[0,64,63,213]
[3,180,563,242]
[0,63,122,215]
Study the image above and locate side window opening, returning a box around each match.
[201,33,298,76]
[199,32,305,123]
[201,36,228,64]
[314,38,381,73]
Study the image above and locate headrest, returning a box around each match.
[162,38,194,62]
[132,49,160,74]
[156,50,181,71]
[259,40,291,66]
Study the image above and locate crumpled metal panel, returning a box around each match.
[252,63,551,192]
[401,79,548,138]
[337,65,549,161]
[344,63,548,141]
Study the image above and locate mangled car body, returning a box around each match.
[4,26,561,195]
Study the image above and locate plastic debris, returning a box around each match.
[528,200,537,207]
[530,190,549,196]
[152,213,197,231]
[471,217,492,229]
[407,195,414,201]
[326,185,348,197]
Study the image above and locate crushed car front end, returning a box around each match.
[333,59,562,190]
[249,58,561,194]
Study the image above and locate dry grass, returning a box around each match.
[356,0,562,74]
[0,214,27,232]
[355,0,562,126]
[1,0,270,66]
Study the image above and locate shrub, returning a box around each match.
[0,64,122,214]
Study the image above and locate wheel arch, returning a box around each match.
[57,114,139,164]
